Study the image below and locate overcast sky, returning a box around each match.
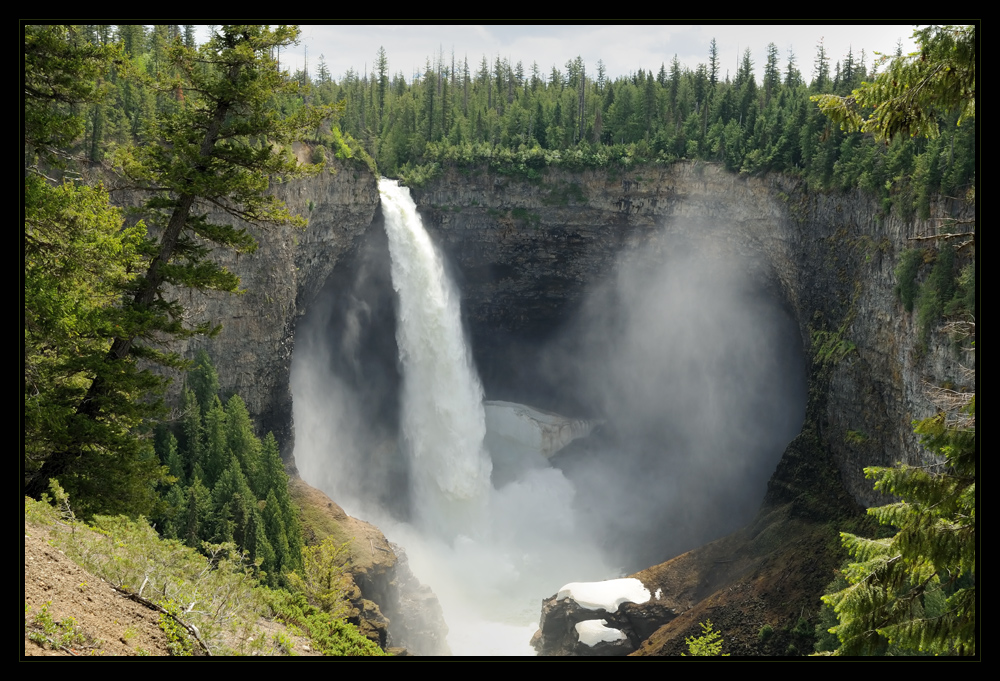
[231,24,921,86]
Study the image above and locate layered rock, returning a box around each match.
[178,158,971,655]
[165,157,380,466]
[411,162,973,506]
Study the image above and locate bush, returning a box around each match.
[682,620,729,656]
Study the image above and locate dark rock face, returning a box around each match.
[384,546,451,656]
[410,163,973,507]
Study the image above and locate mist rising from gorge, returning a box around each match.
[291,191,805,652]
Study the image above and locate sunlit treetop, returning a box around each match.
[812,25,975,142]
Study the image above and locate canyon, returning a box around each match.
[175,156,973,654]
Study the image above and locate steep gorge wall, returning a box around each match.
[169,159,379,465]
[168,154,976,530]
[410,162,972,507]
[177,159,971,654]
[186,157,972,519]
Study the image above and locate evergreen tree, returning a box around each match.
[225,395,264,497]
[202,396,229,488]
[812,25,974,142]
[188,350,220,414]
[25,25,327,504]
[821,406,975,655]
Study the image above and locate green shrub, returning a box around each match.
[681,620,729,656]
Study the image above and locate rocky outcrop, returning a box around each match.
[531,578,678,656]
[288,478,450,655]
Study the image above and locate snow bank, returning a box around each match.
[575,619,626,646]
[556,578,651,611]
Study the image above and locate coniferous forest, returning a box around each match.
[24,24,974,656]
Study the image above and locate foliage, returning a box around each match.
[23,24,119,166]
[26,491,380,656]
[153,354,302,587]
[894,248,924,313]
[261,588,386,656]
[158,600,195,656]
[24,25,328,510]
[811,328,856,367]
[811,26,975,142]
[25,602,101,654]
[681,620,729,656]
[820,400,975,656]
[285,537,352,617]
[24,29,171,517]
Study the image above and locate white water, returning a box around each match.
[376,179,613,655]
[380,180,492,537]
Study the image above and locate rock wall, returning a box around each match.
[410,162,973,506]
[168,159,379,466]
[184,158,972,507]
[184,159,971,655]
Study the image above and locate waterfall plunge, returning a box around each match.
[374,179,610,654]
[379,179,492,535]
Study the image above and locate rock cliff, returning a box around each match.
[166,159,380,467]
[179,159,971,655]
[410,162,973,507]
[405,163,972,654]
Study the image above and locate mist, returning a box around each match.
[291,189,805,654]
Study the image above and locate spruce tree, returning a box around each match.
[25,25,328,506]
[822,405,975,655]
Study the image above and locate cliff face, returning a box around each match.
[410,162,973,507]
[177,159,972,506]
[168,159,380,465]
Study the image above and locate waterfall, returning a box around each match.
[379,179,492,535]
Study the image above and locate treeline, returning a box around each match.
[38,24,372,173]
[303,39,973,219]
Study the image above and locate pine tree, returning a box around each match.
[821,404,975,655]
[25,25,327,505]
[225,395,263,497]
[261,432,302,572]
[812,26,974,142]
[188,350,220,414]
[202,397,230,488]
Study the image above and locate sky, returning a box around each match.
[225,24,922,86]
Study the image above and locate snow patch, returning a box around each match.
[575,619,626,646]
[557,578,651,611]
[655,588,662,600]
